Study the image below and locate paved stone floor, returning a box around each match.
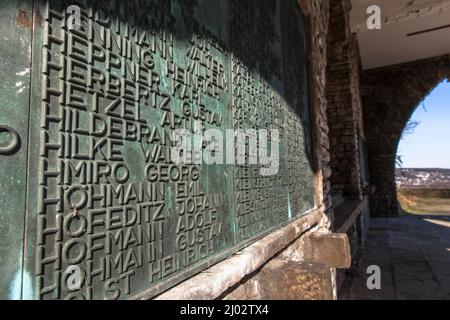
[341,215,450,300]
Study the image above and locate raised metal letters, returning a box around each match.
[2,0,314,300]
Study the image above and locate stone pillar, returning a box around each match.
[325,0,365,200]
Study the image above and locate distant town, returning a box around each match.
[396,168,450,189]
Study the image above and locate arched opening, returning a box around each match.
[344,80,450,300]
[396,80,450,215]
[362,55,450,217]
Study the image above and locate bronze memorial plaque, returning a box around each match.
[0,0,315,299]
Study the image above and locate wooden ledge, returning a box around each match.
[334,200,363,233]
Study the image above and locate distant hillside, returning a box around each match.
[396,168,450,189]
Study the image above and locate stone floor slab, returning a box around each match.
[341,215,450,300]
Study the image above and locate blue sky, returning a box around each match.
[397,80,450,169]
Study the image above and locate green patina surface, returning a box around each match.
[0,0,33,299]
[0,0,315,299]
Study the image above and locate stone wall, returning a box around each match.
[362,55,450,217]
[325,0,364,199]
[308,0,333,228]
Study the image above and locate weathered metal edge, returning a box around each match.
[146,207,323,300]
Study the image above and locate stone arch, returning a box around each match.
[362,55,450,217]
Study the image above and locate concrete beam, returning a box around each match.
[281,232,351,269]
[225,259,333,300]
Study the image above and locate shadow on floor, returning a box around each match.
[340,214,450,300]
